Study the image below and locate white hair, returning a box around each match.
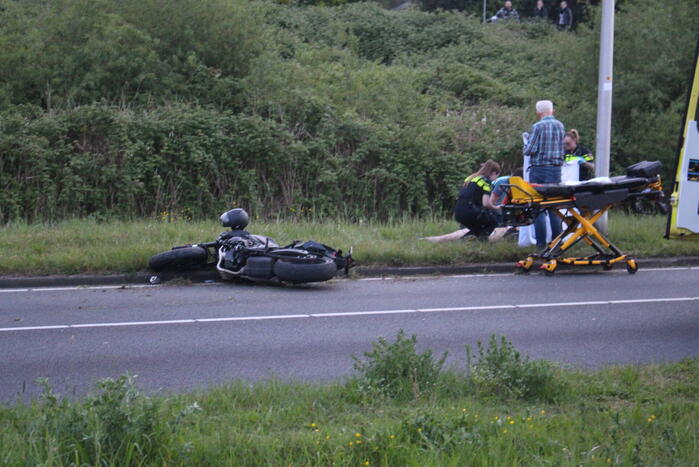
[536,100,554,114]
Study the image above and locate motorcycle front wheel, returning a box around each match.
[273,256,337,283]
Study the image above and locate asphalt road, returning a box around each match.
[1,267,698,402]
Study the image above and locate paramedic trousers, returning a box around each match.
[454,205,498,239]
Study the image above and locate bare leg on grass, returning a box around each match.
[422,228,470,242]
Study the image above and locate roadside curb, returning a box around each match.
[1,256,698,289]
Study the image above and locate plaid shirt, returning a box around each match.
[523,116,565,166]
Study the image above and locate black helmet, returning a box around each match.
[220,208,249,230]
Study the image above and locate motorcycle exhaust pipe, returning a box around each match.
[216,246,245,278]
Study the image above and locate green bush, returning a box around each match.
[1,358,697,465]
[0,0,696,222]
[0,103,478,222]
[30,375,175,465]
[353,330,447,401]
[0,0,269,108]
[468,335,568,402]
[397,410,485,453]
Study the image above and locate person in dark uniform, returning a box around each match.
[454,159,502,239]
[532,0,548,20]
[556,0,573,30]
[563,129,595,180]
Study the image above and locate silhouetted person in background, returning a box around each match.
[533,0,548,20]
[556,1,573,30]
[495,1,520,22]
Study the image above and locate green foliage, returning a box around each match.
[553,0,698,180]
[28,374,176,465]
[422,0,596,21]
[1,355,696,464]
[468,335,568,402]
[273,4,484,64]
[2,213,698,276]
[0,0,268,108]
[0,0,696,222]
[0,102,474,222]
[352,330,447,400]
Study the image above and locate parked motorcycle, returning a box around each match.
[620,190,670,215]
[149,208,353,284]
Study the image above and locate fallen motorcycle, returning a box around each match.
[149,208,353,284]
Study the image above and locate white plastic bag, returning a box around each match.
[517,158,579,247]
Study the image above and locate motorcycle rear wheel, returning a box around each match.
[148,246,208,271]
[273,256,337,283]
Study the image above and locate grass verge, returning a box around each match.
[1,214,698,275]
[1,334,697,465]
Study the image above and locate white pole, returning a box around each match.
[595,0,615,233]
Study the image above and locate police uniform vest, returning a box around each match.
[457,175,493,209]
[564,145,593,163]
[454,174,498,238]
[564,145,594,180]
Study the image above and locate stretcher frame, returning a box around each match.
[502,176,663,275]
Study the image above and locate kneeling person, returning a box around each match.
[454,160,502,239]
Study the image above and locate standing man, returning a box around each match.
[523,100,565,249]
[556,1,573,30]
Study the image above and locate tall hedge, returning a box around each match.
[0,103,481,223]
[0,0,696,222]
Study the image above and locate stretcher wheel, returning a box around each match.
[602,262,614,271]
[516,258,534,273]
[626,260,638,274]
[541,261,557,276]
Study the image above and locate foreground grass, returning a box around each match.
[1,214,698,275]
[1,358,697,465]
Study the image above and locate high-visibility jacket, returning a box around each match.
[462,175,492,191]
[564,145,593,163]
[457,175,493,210]
[564,145,594,180]
[470,175,492,193]
[454,175,497,236]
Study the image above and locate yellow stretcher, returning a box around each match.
[502,166,663,275]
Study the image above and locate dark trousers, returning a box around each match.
[455,205,498,239]
[530,165,562,248]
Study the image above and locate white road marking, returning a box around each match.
[2,314,311,332]
[5,325,69,331]
[0,266,697,293]
[358,273,513,281]
[641,267,694,272]
[1,297,697,333]
[0,284,153,293]
[71,319,196,328]
[311,309,415,317]
[355,267,698,282]
[609,297,698,304]
[196,314,309,322]
[448,273,512,278]
[517,301,609,308]
[418,305,517,312]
